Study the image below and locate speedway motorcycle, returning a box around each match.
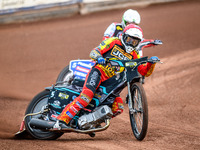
[16,54,162,141]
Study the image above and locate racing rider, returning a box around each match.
[57,24,161,125]
[103,9,141,41]
[103,9,161,57]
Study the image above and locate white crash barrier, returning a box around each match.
[0,0,180,24]
[0,0,79,14]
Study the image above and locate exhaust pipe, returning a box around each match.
[29,118,55,129]
[29,118,111,133]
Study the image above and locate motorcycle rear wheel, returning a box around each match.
[25,90,64,140]
[129,82,148,141]
[56,65,72,84]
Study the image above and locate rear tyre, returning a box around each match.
[129,82,148,141]
[56,65,72,84]
[88,132,96,137]
[25,90,63,140]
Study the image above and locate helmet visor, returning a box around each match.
[124,20,137,26]
[125,36,141,47]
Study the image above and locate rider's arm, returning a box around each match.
[131,51,156,77]
[90,37,121,61]
[90,49,102,61]
[139,39,155,49]
[103,23,117,41]
[138,39,161,57]
[138,63,156,77]
[139,39,162,50]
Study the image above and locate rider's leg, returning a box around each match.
[57,86,94,124]
[111,97,124,117]
[57,66,109,124]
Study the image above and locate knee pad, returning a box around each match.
[79,88,94,107]
[85,68,101,93]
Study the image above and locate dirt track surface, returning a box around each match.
[0,0,200,149]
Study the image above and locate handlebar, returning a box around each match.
[96,56,163,69]
[109,57,162,67]
[147,59,163,64]
[107,57,149,68]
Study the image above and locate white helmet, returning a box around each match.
[122,9,141,28]
[121,24,143,53]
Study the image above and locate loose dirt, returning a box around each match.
[0,0,199,149]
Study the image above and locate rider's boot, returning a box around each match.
[51,117,77,130]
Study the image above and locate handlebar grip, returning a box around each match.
[153,40,163,45]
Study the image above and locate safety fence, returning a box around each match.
[0,0,179,24]
[0,0,81,15]
[0,0,148,15]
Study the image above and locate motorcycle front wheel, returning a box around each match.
[129,82,148,141]
[25,90,64,140]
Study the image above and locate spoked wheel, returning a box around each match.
[24,90,64,140]
[56,65,73,85]
[129,82,148,141]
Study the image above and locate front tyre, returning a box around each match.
[24,90,63,140]
[129,82,148,141]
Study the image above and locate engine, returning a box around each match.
[78,105,113,130]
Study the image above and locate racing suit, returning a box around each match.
[57,37,156,124]
[103,22,123,41]
[103,23,156,57]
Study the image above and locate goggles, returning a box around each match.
[124,21,138,26]
[125,36,141,47]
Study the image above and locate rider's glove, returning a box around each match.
[97,57,106,65]
[153,39,163,45]
[149,56,160,64]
